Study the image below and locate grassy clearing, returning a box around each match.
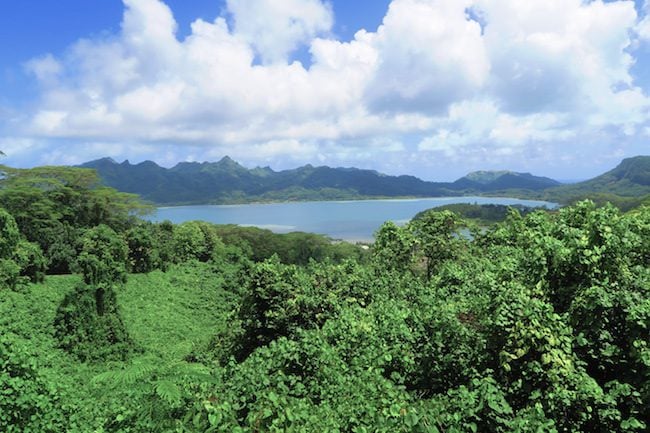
[1,263,236,431]
[118,263,236,360]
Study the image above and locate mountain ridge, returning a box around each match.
[78,155,650,206]
[541,155,650,201]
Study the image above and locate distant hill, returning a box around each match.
[453,170,560,191]
[79,155,649,206]
[80,157,449,205]
[540,156,650,207]
[79,157,566,205]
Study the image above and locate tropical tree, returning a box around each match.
[408,209,465,279]
[54,225,134,361]
[373,221,415,273]
[0,165,151,273]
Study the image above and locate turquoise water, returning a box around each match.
[149,197,557,242]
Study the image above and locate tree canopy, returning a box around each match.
[0,168,647,433]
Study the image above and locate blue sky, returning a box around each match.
[1,0,649,180]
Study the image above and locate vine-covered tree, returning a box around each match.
[372,221,415,273]
[54,225,134,361]
[408,209,466,279]
[0,208,47,289]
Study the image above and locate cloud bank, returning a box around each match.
[5,0,650,178]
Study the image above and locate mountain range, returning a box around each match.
[79,155,650,206]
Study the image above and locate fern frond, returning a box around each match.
[155,380,182,405]
[92,357,158,386]
[121,361,157,384]
[165,362,217,384]
[91,370,120,385]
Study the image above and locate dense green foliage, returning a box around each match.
[0,334,63,432]
[413,203,541,225]
[0,208,48,289]
[0,160,649,432]
[53,225,135,361]
[212,224,367,264]
[0,165,151,273]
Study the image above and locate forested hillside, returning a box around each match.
[551,155,650,196]
[0,164,648,432]
[539,156,650,209]
[452,170,560,191]
[79,155,649,206]
[79,157,449,204]
[80,156,565,205]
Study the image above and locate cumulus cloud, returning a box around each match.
[477,0,641,115]
[24,54,63,85]
[0,137,46,161]
[236,139,319,160]
[637,0,650,41]
[226,0,333,64]
[11,0,650,175]
[417,100,573,158]
[365,0,489,114]
[637,20,650,42]
[416,0,649,162]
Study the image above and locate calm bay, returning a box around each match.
[149,196,557,242]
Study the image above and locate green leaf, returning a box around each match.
[155,380,182,405]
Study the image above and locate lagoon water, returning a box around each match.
[150,197,557,242]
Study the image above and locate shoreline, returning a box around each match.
[154,194,560,210]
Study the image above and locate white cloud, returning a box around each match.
[637,19,650,41]
[226,0,333,64]
[419,99,578,160]
[237,139,319,160]
[365,0,489,113]
[121,0,182,66]
[476,0,640,115]
[414,0,649,160]
[10,0,650,174]
[637,0,650,41]
[0,137,45,160]
[32,111,69,133]
[115,81,186,122]
[24,54,63,85]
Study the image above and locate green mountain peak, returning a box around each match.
[464,170,514,184]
